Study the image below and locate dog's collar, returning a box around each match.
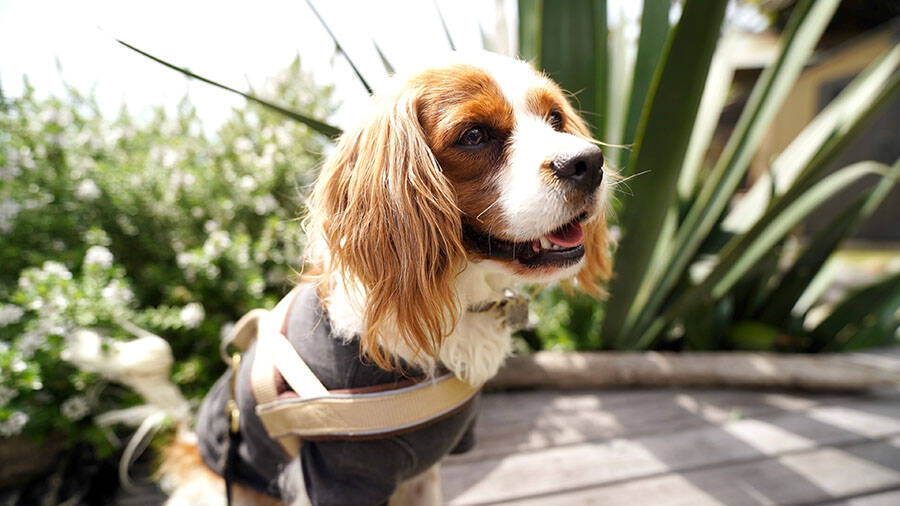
[466,289,530,331]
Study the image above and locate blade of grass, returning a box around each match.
[600,0,729,348]
[303,0,373,95]
[115,39,342,138]
[623,0,841,345]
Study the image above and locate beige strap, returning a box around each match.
[255,373,479,439]
[220,308,269,364]
[261,331,330,398]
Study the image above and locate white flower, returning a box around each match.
[0,304,24,326]
[180,303,205,329]
[61,396,90,421]
[161,148,180,169]
[0,199,20,233]
[254,194,279,215]
[11,359,26,373]
[203,220,219,233]
[0,411,29,437]
[41,261,72,280]
[238,175,257,191]
[84,245,114,269]
[0,163,21,181]
[234,136,254,153]
[17,331,48,358]
[101,280,134,303]
[0,386,17,407]
[75,179,101,200]
[202,230,232,258]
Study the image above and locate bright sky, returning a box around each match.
[0,0,517,130]
[0,1,764,132]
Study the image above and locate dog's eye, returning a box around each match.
[549,111,564,131]
[458,126,488,147]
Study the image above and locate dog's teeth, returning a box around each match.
[539,237,552,250]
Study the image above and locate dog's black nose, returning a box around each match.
[550,145,604,192]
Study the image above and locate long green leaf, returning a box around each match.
[678,36,737,200]
[814,271,900,351]
[303,0,373,95]
[638,161,889,347]
[535,0,608,137]
[517,0,543,65]
[620,0,670,168]
[622,0,841,345]
[600,0,728,349]
[759,158,900,325]
[116,40,342,138]
[372,41,395,75]
[433,0,457,51]
[723,45,900,233]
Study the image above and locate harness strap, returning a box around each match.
[221,285,482,461]
[256,373,478,439]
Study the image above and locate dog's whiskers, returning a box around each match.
[475,199,500,223]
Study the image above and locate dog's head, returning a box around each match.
[306,53,611,368]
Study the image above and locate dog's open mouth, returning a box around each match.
[463,212,588,268]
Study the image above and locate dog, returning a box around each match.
[161,51,612,506]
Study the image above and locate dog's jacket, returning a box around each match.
[196,284,479,505]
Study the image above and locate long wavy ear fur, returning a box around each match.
[305,87,466,369]
[561,95,613,296]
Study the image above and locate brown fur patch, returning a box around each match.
[161,437,283,506]
[414,65,513,236]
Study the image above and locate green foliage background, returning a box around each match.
[0,59,333,446]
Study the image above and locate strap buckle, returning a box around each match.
[226,352,242,434]
[467,289,530,330]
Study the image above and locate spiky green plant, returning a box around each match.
[124,0,900,353]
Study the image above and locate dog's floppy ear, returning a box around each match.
[562,100,613,297]
[307,87,466,369]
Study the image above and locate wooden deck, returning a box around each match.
[441,386,900,505]
[117,349,900,505]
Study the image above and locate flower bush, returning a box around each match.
[0,58,334,449]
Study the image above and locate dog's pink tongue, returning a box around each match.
[548,221,585,248]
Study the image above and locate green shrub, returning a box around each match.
[0,58,334,447]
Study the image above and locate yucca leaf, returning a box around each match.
[759,158,900,326]
[814,271,900,351]
[723,45,900,233]
[638,160,889,347]
[600,0,728,349]
[621,0,841,346]
[517,0,543,65]
[433,0,457,51]
[303,0,373,95]
[116,39,342,138]
[372,41,396,75]
[620,0,670,167]
[678,37,737,200]
[531,0,608,137]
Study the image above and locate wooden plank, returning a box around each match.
[842,489,900,505]
[478,439,900,506]
[454,389,882,463]
[443,394,900,505]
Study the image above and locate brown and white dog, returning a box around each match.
[162,51,611,506]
